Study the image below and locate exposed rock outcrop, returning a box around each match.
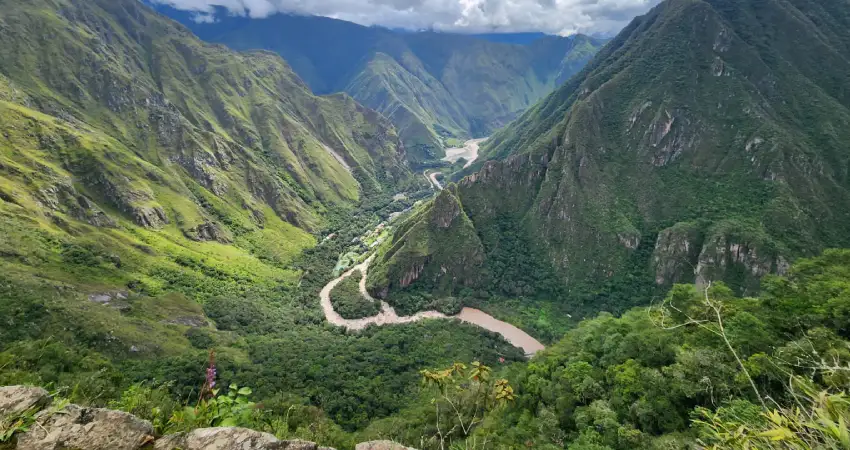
[16,404,155,450]
[88,291,132,313]
[0,386,49,419]
[430,190,461,229]
[0,386,414,450]
[651,223,703,285]
[154,428,325,450]
[651,221,789,294]
[184,221,232,243]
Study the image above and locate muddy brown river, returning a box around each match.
[319,257,545,356]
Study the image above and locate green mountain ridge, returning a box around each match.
[0,0,417,238]
[370,0,850,311]
[161,10,606,164]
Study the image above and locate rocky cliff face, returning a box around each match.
[387,0,850,299]
[0,386,415,450]
[650,221,790,293]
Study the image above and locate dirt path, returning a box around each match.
[320,256,545,356]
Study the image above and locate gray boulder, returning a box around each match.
[17,404,154,450]
[0,386,50,420]
[154,427,325,450]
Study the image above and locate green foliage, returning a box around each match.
[109,383,180,434]
[168,384,259,432]
[0,395,69,443]
[695,383,850,450]
[419,362,516,449]
[6,1,850,449]
[0,406,39,442]
[185,328,216,350]
[470,249,850,449]
[330,271,381,320]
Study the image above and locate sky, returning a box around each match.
[151,0,662,36]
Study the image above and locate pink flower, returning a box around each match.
[205,349,217,390]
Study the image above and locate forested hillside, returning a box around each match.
[365,249,850,449]
[156,7,605,164]
[0,0,522,446]
[370,0,850,325]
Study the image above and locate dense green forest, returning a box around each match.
[330,272,382,320]
[0,192,525,447]
[474,249,850,449]
[6,244,850,449]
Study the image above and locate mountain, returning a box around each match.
[0,0,415,240]
[369,0,850,312]
[0,0,425,382]
[366,188,485,310]
[154,7,606,165]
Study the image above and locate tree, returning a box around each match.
[420,362,515,450]
[653,282,767,409]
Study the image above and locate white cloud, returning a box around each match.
[150,0,662,35]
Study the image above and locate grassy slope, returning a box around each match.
[0,0,411,342]
[0,0,415,232]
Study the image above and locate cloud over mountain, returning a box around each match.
[150,0,661,35]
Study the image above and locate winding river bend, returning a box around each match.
[320,256,545,356]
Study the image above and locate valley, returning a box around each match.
[155,5,604,166]
[441,138,487,169]
[2,0,850,449]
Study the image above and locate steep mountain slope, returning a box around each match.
[0,0,420,359]
[370,0,850,307]
[155,8,606,164]
[0,0,413,240]
[367,188,485,303]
